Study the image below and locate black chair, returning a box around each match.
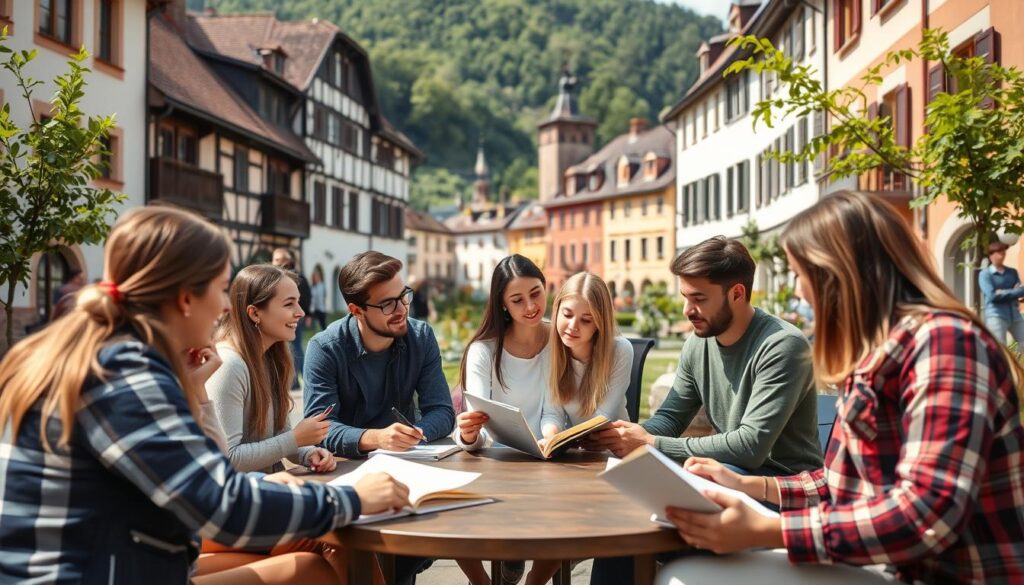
[626,337,656,423]
[817,393,838,452]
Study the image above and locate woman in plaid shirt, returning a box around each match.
[658,191,1024,584]
[0,206,410,584]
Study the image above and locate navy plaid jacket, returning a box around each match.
[0,336,360,584]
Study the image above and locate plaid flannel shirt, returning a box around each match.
[0,337,361,584]
[777,312,1024,583]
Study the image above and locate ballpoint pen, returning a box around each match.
[391,406,425,442]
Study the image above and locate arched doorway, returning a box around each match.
[35,248,77,323]
[608,280,618,300]
[943,227,977,309]
[640,279,653,295]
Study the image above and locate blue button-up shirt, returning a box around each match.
[979,264,1024,322]
[303,314,456,457]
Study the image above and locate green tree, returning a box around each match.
[0,39,124,349]
[727,30,1024,312]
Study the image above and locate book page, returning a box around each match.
[544,415,610,456]
[600,447,779,522]
[329,454,481,507]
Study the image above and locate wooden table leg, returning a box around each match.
[490,560,500,585]
[347,548,380,585]
[633,553,656,585]
[553,560,572,585]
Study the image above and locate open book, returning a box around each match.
[463,393,610,459]
[328,454,493,524]
[599,446,779,526]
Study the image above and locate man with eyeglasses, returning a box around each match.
[303,251,455,459]
[302,252,452,584]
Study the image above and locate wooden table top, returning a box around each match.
[304,448,685,561]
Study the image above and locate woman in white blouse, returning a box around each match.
[453,254,550,585]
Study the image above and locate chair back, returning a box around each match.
[626,338,656,423]
[816,393,838,453]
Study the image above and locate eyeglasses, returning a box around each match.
[363,287,414,315]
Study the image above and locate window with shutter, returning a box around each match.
[349,191,359,233]
[974,28,999,109]
[926,63,946,105]
[813,110,825,173]
[893,84,911,190]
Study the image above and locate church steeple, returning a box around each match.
[472,144,490,207]
[537,67,596,202]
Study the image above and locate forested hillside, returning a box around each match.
[209,0,722,209]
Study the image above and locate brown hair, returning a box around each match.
[671,236,756,300]
[338,251,403,308]
[0,206,231,449]
[781,190,1023,393]
[217,264,295,438]
[549,272,618,418]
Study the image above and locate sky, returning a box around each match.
[656,0,734,25]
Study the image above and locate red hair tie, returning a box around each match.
[98,281,123,304]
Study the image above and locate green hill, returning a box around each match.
[207,0,723,209]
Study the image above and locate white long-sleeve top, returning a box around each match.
[454,337,551,450]
[206,343,314,473]
[541,335,632,431]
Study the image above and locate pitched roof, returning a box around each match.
[662,0,795,122]
[149,16,317,162]
[185,13,421,159]
[543,124,675,209]
[506,201,547,231]
[405,209,451,234]
[186,14,337,90]
[444,204,523,235]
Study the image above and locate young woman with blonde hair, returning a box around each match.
[657,191,1024,584]
[528,272,632,585]
[0,206,409,584]
[542,271,632,437]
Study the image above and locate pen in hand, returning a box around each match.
[391,406,425,442]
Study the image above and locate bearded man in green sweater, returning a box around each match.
[587,236,822,476]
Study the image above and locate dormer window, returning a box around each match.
[698,43,710,75]
[643,153,659,181]
[259,48,286,75]
[617,156,635,187]
[588,169,604,191]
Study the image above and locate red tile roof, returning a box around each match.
[149,16,317,162]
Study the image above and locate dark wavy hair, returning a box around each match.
[457,254,546,392]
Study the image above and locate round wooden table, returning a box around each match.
[310,447,684,585]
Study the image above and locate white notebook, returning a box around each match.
[599,446,779,526]
[328,454,493,524]
[369,442,462,461]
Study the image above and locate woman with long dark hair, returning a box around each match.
[453,254,549,585]
[656,191,1024,584]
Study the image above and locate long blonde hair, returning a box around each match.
[217,264,295,438]
[781,190,1023,394]
[0,206,231,449]
[549,272,617,418]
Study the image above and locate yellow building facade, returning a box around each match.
[506,202,548,271]
[602,183,678,302]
